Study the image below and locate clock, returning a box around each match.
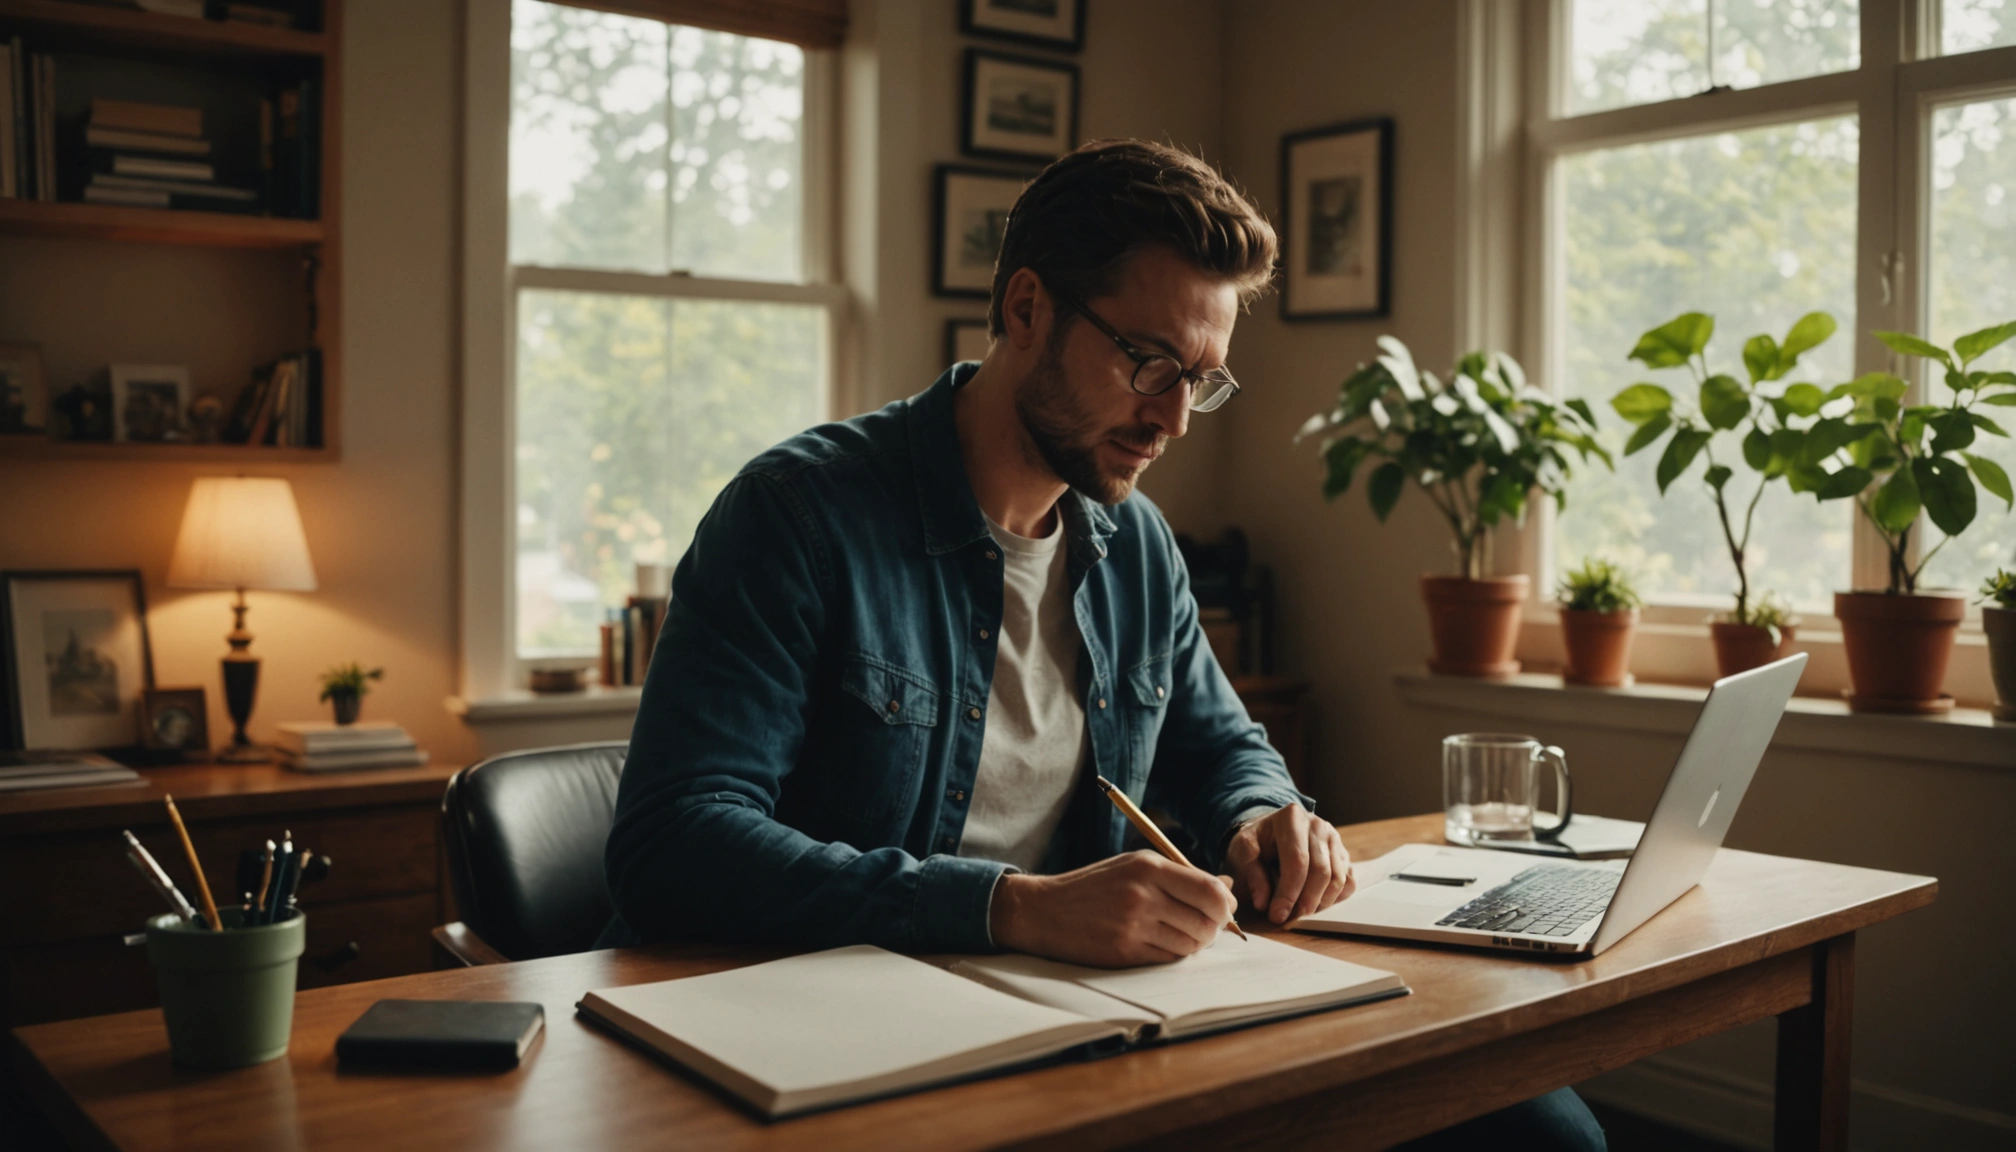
[142,687,210,755]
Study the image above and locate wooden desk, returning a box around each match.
[9,814,1934,1152]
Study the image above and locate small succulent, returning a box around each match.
[1981,569,2016,610]
[318,662,384,702]
[1556,558,1643,614]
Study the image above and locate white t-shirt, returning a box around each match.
[957,512,1089,873]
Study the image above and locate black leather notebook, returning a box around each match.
[335,1000,545,1070]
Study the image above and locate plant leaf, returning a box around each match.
[1629,313,1714,368]
[1743,334,1779,384]
[1816,466,1872,500]
[1655,428,1712,493]
[1963,451,2014,508]
[1982,392,2016,406]
[1870,466,1922,534]
[1930,410,1977,454]
[1611,383,1675,424]
[1969,412,2010,438]
[1322,438,1373,499]
[1778,312,1837,368]
[1375,336,1425,401]
[1564,397,1597,428]
[1704,464,1734,491]
[1873,329,1955,369]
[1780,382,1825,417]
[1743,427,1773,470]
[1700,374,1750,430]
[1624,412,1673,456]
[1367,460,1407,522]
[1915,456,1976,537]
[1954,319,2016,368]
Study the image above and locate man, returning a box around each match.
[604,139,1602,1148]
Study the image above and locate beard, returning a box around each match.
[1014,334,1168,505]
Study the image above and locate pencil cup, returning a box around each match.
[145,907,305,1069]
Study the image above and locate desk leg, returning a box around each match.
[1774,932,1854,1152]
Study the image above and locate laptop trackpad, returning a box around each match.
[1358,878,1473,907]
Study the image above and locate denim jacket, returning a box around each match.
[602,364,1310,953]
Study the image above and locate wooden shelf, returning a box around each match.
[0,438,336,464]
[0,197,323,248]
[0,0,326,60]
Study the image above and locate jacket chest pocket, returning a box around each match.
[1123,654,1172,779]
[825,656,941,836]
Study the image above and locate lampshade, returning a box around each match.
[167,477,319,592]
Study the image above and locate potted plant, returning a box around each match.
[1556,558,1642,687]
[1982,569,2016,722]
[318,663,383,726]
[1606,310,1838,677]
[1302,337,1610,676]
[1794,321,2016,711]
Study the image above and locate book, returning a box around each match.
[90,174,259,202]
[0,47,14,198]
[91,97,202,139]
[84,126,212,155]
[0,750,142,792]
[577,938,1407,1118]
[274,720,414,753]
[84,185,168,207]
[101,154,215,182]
[33,52,52,201]
[282,747,429,773]
[336,1000,545,1070]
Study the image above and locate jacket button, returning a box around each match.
[1097,698,1107,709]
[1155,686,1165,699]
[948,789,965,802]
[886,700,900,713]
[940,836,956,851]
[968,706,982,720]
[978,628,990,640]
[985,549,998,560]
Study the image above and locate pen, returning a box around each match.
[1092,774,1249,941]
[122,831,198,921]
[1392,873,1473,887]
[252,839,274,919]
[162,795,222,931]
[265,832,295,925]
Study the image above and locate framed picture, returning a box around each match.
[0,342,47,436]
[0,570,155,751]
[142,686,210,756]
[960,0,1086,52]
[1280,118,1394,321]
[946,318,993,365]
[109,364,191,442]
[962,49,1079,164]
[934,165,1032,298]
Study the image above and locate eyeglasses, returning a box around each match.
[1054,294,1242,413]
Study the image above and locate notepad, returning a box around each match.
[577,938,1407,1117]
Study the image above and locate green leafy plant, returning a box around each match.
[1982,569,2016,610]
[317,663,384,702]
[1556,558,1642,614]
[1790,322,2016,593]
[1607,310,1838,627]
[1301,337,1610,579]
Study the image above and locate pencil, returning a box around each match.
[1092,774,1248,941]
[162,795,223,932]
[252,840,274,923]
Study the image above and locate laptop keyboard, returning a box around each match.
[1434,864,1622,937]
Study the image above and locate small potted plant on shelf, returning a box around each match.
[1606,310,1838,677]
[318,663,383,726]
[1302,337,1610,676]
[1793,321,2016,712]
[1555,558,1642,687]
[1982,569,2016,722]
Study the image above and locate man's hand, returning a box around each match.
[1224,804,1356,925]
[989,851,1238,968]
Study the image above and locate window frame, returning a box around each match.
[459,0,846,700]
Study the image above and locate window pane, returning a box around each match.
[1921,97,2016,593]
[1943,0,2016,54]
[1712,0,1859,90]
[1554,118,1859,612]
[1566,0,1858,116]
[515,291,826,656]
[510,0,805,280]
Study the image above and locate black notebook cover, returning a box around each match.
[335,1000,545,1070]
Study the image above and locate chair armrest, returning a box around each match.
[431,921,512,967]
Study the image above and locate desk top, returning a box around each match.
[10,814,1935,1152]
[0,761,462,836]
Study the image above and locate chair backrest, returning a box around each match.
[440,741,627,961]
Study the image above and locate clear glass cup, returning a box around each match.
[1442,733,1573,843]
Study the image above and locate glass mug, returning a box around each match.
[1442,733,1573,844]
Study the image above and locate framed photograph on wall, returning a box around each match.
[0,342,47,437]
[946,318,993,364]
[1280,118,1393,321]
[934,165,1032,298]
[0,570,155,751]
[109,364,191,442]
[962,49,1079,164]
[960,0,1086,52]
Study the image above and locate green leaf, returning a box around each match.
[1367,461,1407,522]
[1778,312,1837,368]
[1797,418,1875,468]
[1742,427,1773,470]
[1930,410,1976,453]
[1816,466,1872,500]
[1743,334,1779,384]
[1954,319,2016,368]
[1655,428,1712,493]
[1969,412,2009,438]
[1704,464,1734,491]
[1624,412,1673,456]
[1564,397,1597,428]
[1321,438,1373,499]
[1963,451,2014,508]
[1982,392,2016,407]
[1611,383,1675,424]
[1700,374,1750,431]
[1786,465,1828,494]
[1915,456,1976,537]
[1629,313,1714,368]
[1848,432,1897,472]
[1780,383,1825,417]
[1870,467,1922,535]
[1842,372,1910,401]
[1873,329,1955,369]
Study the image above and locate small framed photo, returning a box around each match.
[962,49,1079,164]
[142,686,210,756]
[109,364,191,442]
[1,570,155,751]
[934,165,1032,298]
[1280,118,1394,321]
[960,0,1086,52]
[0,342,47,436]
[946,318,993,365]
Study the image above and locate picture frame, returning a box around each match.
[0,570,155,751]
[959,0,1086,52]
[1279,118,1394,321]
[933,165,1033,298]
[946,318,994,365]
[962,49,1079,164]
[142,686,210,756]
[109,364,191,442]
[0,341,48,436]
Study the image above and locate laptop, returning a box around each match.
[1293,654,1807,958]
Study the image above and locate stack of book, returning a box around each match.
[225,349,321,446]
[275,721,428,773]
[82,98,261,213]
[0,750,142,793]
[600,594,668,687]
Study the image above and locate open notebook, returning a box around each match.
[577,936,1406,1118]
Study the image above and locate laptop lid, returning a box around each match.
[1588,654,1806,955]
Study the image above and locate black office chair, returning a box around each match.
[434,741,627,966]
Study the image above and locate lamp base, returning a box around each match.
[216,741,274,765]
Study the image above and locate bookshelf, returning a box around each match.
[0,0,343,461]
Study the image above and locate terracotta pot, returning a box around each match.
[1421,575,1528,677]
[1708,620,1798,679]
[1833,591,1968,714]
[1560,608,1638,687]
[1982,606,2016,723]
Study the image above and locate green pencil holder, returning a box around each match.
[145,907,305,1070]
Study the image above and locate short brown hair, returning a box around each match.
[986,139,1277,336]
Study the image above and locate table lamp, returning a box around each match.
[167,477,318,763]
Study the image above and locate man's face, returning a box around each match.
[1014,246,1239,505]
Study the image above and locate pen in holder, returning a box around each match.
[145,906,306,1069]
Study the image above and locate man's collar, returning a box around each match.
[906,363,1117,560]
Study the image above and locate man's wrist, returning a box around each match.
[987,870,1030,950]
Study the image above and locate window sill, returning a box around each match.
[447,686,642,724]
[1393,668,2013,772]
